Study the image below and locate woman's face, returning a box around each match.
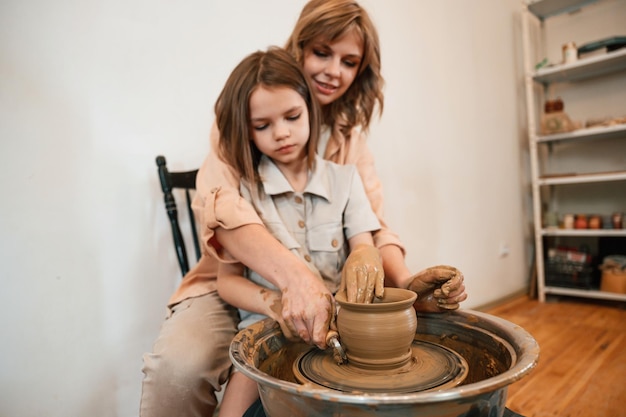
[302,30,363,106]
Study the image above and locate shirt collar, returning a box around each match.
[258,154,331,202]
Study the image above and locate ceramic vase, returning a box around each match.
[335,287,417,370]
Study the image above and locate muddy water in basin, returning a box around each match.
[231,309,539,417]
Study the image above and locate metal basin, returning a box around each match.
[230,309,539,417]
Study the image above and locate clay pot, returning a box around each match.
[574,214,588,229]
[335,287,417,370]
[588,215,601,229]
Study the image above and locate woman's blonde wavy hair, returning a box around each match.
[285,0,384,135]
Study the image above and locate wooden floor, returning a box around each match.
[482,295,626,417]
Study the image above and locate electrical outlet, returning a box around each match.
[499,242,510,258]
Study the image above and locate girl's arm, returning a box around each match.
[348,232,374,249]
[216,256,297,341]
[195,122,333,349]
[216,260,269,315]
[326,127,412,287]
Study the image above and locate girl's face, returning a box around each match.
[302,30,363,106]
[249,85,310,170]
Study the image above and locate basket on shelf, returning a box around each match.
[545,248,595,289]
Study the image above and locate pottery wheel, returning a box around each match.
[293,340,468,393]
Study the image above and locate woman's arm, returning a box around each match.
[216,255,297,341]
[215,225,333,348]
[379,245,412,288]
[334,128,467,310]
[192,122,263,260]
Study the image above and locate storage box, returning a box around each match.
[599,255,626,294]
[600,270,626,294]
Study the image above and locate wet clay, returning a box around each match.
[257,314,512,389]
[292,288,468,393]
[293,339,468,393]
[335,288,417,369]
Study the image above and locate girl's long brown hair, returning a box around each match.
[285,0,384,134]
[215,47,321,188]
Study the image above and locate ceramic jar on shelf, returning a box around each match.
[574,214,588,229]
[588,215,602,230]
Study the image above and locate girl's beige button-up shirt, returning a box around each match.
[168,122,404,307]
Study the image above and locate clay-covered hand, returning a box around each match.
[263,289,299,343]
[338,245,385,303]
[280,276,334,349]
[406,265,467,312]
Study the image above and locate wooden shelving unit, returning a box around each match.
[522,0,626,303]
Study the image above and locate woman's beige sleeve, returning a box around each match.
[192,122,264,261]
[347,128,406,255]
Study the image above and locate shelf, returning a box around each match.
[538,170,626,185]
[533,48,626,84]
[535,123,626,143]
[541,229,626,237]
[544,286,626,302]
[527,0,598,20]
[523,0,625,304]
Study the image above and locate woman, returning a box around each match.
[140,2,467,416]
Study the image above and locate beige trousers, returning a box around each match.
[140,291,239,417]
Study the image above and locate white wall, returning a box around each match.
[1,1,529,416]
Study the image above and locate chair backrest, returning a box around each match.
[156,155,201,276]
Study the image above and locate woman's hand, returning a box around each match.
[279,273,335,349]
[262,290,299,342]
[216,224,335,349]
[263,282,335,350]
[406,265,467,312]
[339,244,385,303]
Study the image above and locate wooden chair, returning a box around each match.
[156,155,200,276]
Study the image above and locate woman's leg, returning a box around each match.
[140,292,239,417]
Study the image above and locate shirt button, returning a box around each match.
[298,220,305,228]
[331,239,338,247]
[294,196,303,204]
[304,255,312,262]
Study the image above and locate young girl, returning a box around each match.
[215,46,382,417]
[141,2,466,416]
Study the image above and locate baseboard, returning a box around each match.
[474,288,530,312]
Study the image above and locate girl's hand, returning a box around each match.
[339,245,385,303]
